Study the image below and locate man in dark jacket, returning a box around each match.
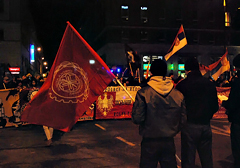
[132,59,186,168]
[222,54,240,168]
[176,57,219,168]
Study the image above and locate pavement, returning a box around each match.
[0,119,235,168]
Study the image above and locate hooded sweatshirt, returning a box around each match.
[132,76,186,138]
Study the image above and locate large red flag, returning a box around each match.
[21,22,115,132]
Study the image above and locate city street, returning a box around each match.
[0,118,233,168]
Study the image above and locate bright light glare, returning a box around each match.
[89,60,95,64]
[121,6,128,10]
[141,7,147,10]
[37,47,41,51]
[43,62,47,66]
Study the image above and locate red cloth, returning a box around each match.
[21,22,115,132]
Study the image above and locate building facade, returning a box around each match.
[79,0,240,78]
[0,0,41,79]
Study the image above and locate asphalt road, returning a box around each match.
[0,118,233,168]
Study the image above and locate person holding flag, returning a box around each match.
[21,22,116,145]
[124,44,141,85]
[176,57,219,168]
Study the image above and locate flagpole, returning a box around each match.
[116,78,134,102]
[3,83,6,89]
[137,68,141,83]
[129,63,133,76]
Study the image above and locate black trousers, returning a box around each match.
[181,123,213,168]
[231,123,240,168]
[140,137,177,168]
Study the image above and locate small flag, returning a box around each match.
[164,25,187,61]
[199,63,210,76]
[210,49,230,81]
[21,22,115,132]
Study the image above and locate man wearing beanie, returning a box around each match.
[132,59,186,168]
[222,54,240,168]
[176,57,219,168]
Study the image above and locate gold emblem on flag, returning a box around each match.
[175,38,180,46]
[97,92,114,116]
[49,61,89,103]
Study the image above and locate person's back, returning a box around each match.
[176,70,218,125]
[132,59,186,168]
[222,54,240,168]
[133,77,185,138]
[175,57,218,168]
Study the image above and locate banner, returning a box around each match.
[95,86,141,119]
[213,87,231,119]
[0,89,20,127]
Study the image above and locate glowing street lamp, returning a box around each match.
[37,47,42,52]
[43,61,48,66]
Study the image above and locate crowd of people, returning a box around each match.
[0,73,45,90]
[1,57,239,162]
[132,54,240,168]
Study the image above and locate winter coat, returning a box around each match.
[132,76,186,138]
[176,70,219,125]
[222,72,240,125]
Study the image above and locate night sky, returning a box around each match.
[29,0,90,68]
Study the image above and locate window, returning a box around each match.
[141,31,148,41]
[209,12,214,22]
[159,9,166,23]
[209,34,215,45]
[121,5,129,22]
[192,11,198,21]
[175,8,182,21]
[193,33,199,44]
[158,31,166,42]
[225,12,231,27]
[141,6,148,23]
[0,0,3,13]
[121,30,129,40]
[0,29,3,41]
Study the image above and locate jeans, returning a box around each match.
[140,137,177,168]
[181,123,213,168]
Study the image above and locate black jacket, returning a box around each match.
[222,72,240,124]
[176,70,219,125]
[132,76,186,138]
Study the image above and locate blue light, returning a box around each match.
[111,69,114,72]
[121,6,128,10]
[141,7,147,10]
[117,68,121,73]
[30,44,35,63]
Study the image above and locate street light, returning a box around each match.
[43,61,47,66]
[37,47,42,52]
